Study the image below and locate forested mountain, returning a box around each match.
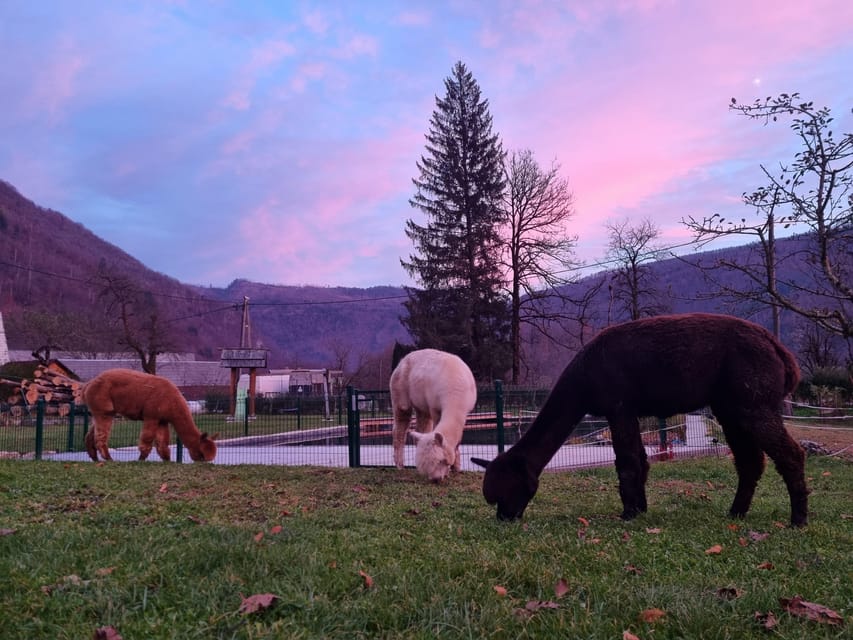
[0,178,847,384]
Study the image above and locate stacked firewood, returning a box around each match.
[2,365,83,416]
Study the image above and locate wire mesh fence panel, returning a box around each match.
[0,386,758,468]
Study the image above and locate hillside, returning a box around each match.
[1,178,847,383]
[0,179,409,371]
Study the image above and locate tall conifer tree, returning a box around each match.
[402,61,510,379]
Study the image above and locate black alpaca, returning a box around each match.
[473,313,808,526]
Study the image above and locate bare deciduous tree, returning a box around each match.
[92,268,174,374]
[499,149,578,383]
[605,218,669,322]
[684,93,852,372]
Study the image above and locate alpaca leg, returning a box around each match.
[154,422,171,461]
[90,415,114,461]
[718,418,765,520]
[451,443,461,472]
[138,419,159,461]
[609,416,649,519]
[758,417,809,527]
[392,407,413,469]
[84,428,98,461]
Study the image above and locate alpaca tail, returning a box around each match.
[775,340,801,396]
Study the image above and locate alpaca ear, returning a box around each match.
[200,432,220,441]
[408,430,424,443]
[434,432,444,446]
[471,457,491,468]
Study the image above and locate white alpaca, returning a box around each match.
[390,349,477,481]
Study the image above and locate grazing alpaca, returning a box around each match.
[390,349,477,482]
[82,369,218,462]
[472,313,808,526]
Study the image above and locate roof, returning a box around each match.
[7,350,230,387]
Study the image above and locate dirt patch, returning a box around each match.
[786,424,853,461]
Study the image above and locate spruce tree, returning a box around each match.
[402,61,511,380]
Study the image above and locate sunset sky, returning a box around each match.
[2,1,851,288]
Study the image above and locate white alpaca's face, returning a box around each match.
[413,434,454,482]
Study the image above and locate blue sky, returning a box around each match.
[1,1,851,288]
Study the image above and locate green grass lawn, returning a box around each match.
[0,457,850,639]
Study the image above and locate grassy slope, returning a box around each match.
[0,457,851,639]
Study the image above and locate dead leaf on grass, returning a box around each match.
[493,585,507,597]
[0,528,16,536]
[158,483,168,493]
[754,610,778,630]
[716,587,743,600]
[95,567,116,576]
[238,593,280,615]
[525,600,560,612]
[645,528,661,535]
[639,608,666,624]
[554,578,570,598]
[780,595,844,626]
[93,626,123,639]
[253,531,264,543]
[578,516,590,527]
[749,531,770,542]
[359,570,374,589]
[624,564,642,575]
[622,631,640,640]
[269,525,282,535]
[756,561,774,570]
[187,515,205,525]
[705,544,723,555]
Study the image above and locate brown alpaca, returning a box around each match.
[473,313,808,526]
[82,369,218,462]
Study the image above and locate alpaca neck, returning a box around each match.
[171,409,202,448]
[511,370,588,475]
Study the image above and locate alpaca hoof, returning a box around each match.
[620,508,642,521]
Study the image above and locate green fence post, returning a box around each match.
[67,403,76,452]
[244,395,250,437]
[297,394,302,430]
[494,380,505,454]
[657,417,670,460]
[346,386,361,468]
[35,399,45,460]
[176,438,183,463]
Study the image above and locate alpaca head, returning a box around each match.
[189,432,218,462]
[473,453,539,521]
[409,431,454,482]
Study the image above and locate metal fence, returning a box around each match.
[0,381,734,471]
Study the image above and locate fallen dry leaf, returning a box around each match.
[621,531,631,542]
[525,600,560,612]
[645,528,661,535]
[269,525,282,535]
[716,587,743,600]
[0,528,16,536]
[749,531,770,542]
[727,523,740,531]
[738,537,748,547]
[821,471,831,476]
[186,515,205,525]
[493,585,507,597]
[554,578,570,599]
[95,567,116,577]
[705,544,723,555]
[756,561,774,570]
[780,595,844,626]
[93,626,123,640]
[622,631,640,640]
[754,610,778,630]
[639,608,666,624]
[578,516,590,527]
[624,564,642,575]
[359,570,374,589]
[238,593,279,615]
[253,531,264,543]
[158,483,168,493]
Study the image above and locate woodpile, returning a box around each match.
[2,364,83,416]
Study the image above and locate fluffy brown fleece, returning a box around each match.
[82,369,217,462]
[473,313,808,526]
